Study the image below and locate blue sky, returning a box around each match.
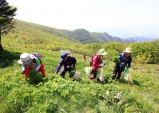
[7,0,159,38]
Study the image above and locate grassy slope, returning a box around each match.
[0,44,159,113]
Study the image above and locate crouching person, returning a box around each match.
[112,47,132,80]
[89,49,107,82]
[17,53,45,79]
[55,52,76,78]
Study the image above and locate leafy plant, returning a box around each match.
[28,70,43,85]
[111,55,120,63]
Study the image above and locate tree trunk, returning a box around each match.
[0,28,3,51]
[0,44,3,51]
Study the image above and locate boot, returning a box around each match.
[21,71,25,74]
[97,78,100,82]
[89,75,94,79]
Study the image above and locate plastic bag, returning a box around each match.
[85,67,92,74]
[97,68,104,82]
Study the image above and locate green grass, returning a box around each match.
[0,45,159,113]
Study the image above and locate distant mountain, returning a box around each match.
[122,38,136,44]
[131,37,157,42]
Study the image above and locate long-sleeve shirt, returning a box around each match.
[118,53,132,68]
[92,55,103,70]
[55,56,76,74]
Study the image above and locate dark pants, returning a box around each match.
[92,69,97,78]
[60,66,76,77]
[60,67,71,77]
[112,63,125,79]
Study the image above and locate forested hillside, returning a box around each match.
[3,19,136,44]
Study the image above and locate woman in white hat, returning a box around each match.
[112,47,132,80]
[18,53,45,79]
[89,49,107,82]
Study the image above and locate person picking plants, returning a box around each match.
[17,52,45,79]
[112,47,132,80]
[89,48,107,82]
[54,52,76,78]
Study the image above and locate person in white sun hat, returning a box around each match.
[18,53,45,79]
[89,48,107,82]
[112,47,132,80]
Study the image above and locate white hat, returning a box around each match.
[17,53,35,65]
[124,47,132,53]
[97,49,107,55]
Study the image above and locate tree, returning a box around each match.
[0,0,17,51]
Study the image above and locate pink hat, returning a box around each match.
[17,53,35,65]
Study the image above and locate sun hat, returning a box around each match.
[17,53,35,65]
[61,52,67,60]
[123,47,132,53]
[97,49,107,55]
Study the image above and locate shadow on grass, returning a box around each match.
[132,79,140,86]
[0,50,20,68]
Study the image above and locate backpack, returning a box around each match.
[31,52,42,60]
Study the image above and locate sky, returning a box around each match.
[7,0,159,38]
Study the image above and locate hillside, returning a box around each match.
[3,19,136,44]
[0,44,159,113]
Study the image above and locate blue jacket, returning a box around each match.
[55,56,76,74]
[118,53,132,68]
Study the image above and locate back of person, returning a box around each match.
[55,52,76,78]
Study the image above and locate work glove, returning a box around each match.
[71,65,76,71]
[99,62,105,67]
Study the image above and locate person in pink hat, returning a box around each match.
[89,49,107,82]
[17,53,45,79]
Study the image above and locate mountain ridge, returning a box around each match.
[8,19,157,44]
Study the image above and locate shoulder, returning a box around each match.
[93,55,99,60]
[68,56,76,59]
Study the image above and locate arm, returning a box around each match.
[55,60,63,74]
[127,56,132,68]
[35,57,41,71]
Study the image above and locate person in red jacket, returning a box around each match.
[83,54,86,61]
[17,53,45,79]
[89,49,107,82]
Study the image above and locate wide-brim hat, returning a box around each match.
[97,49,107,55]
[17,53,35,65]
[124,47,132,53]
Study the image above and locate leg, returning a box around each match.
[90,69,97,79]
[117,71,122,79]
[60,67,68,78]
[117,65,125,79]
[112,63,118,79]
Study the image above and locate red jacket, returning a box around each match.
[92,55,102,70]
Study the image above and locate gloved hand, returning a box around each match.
[71,65,76,71]
[99,62,105,67]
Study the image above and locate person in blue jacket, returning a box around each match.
[112,47,132,80]
[55,52,76,78]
